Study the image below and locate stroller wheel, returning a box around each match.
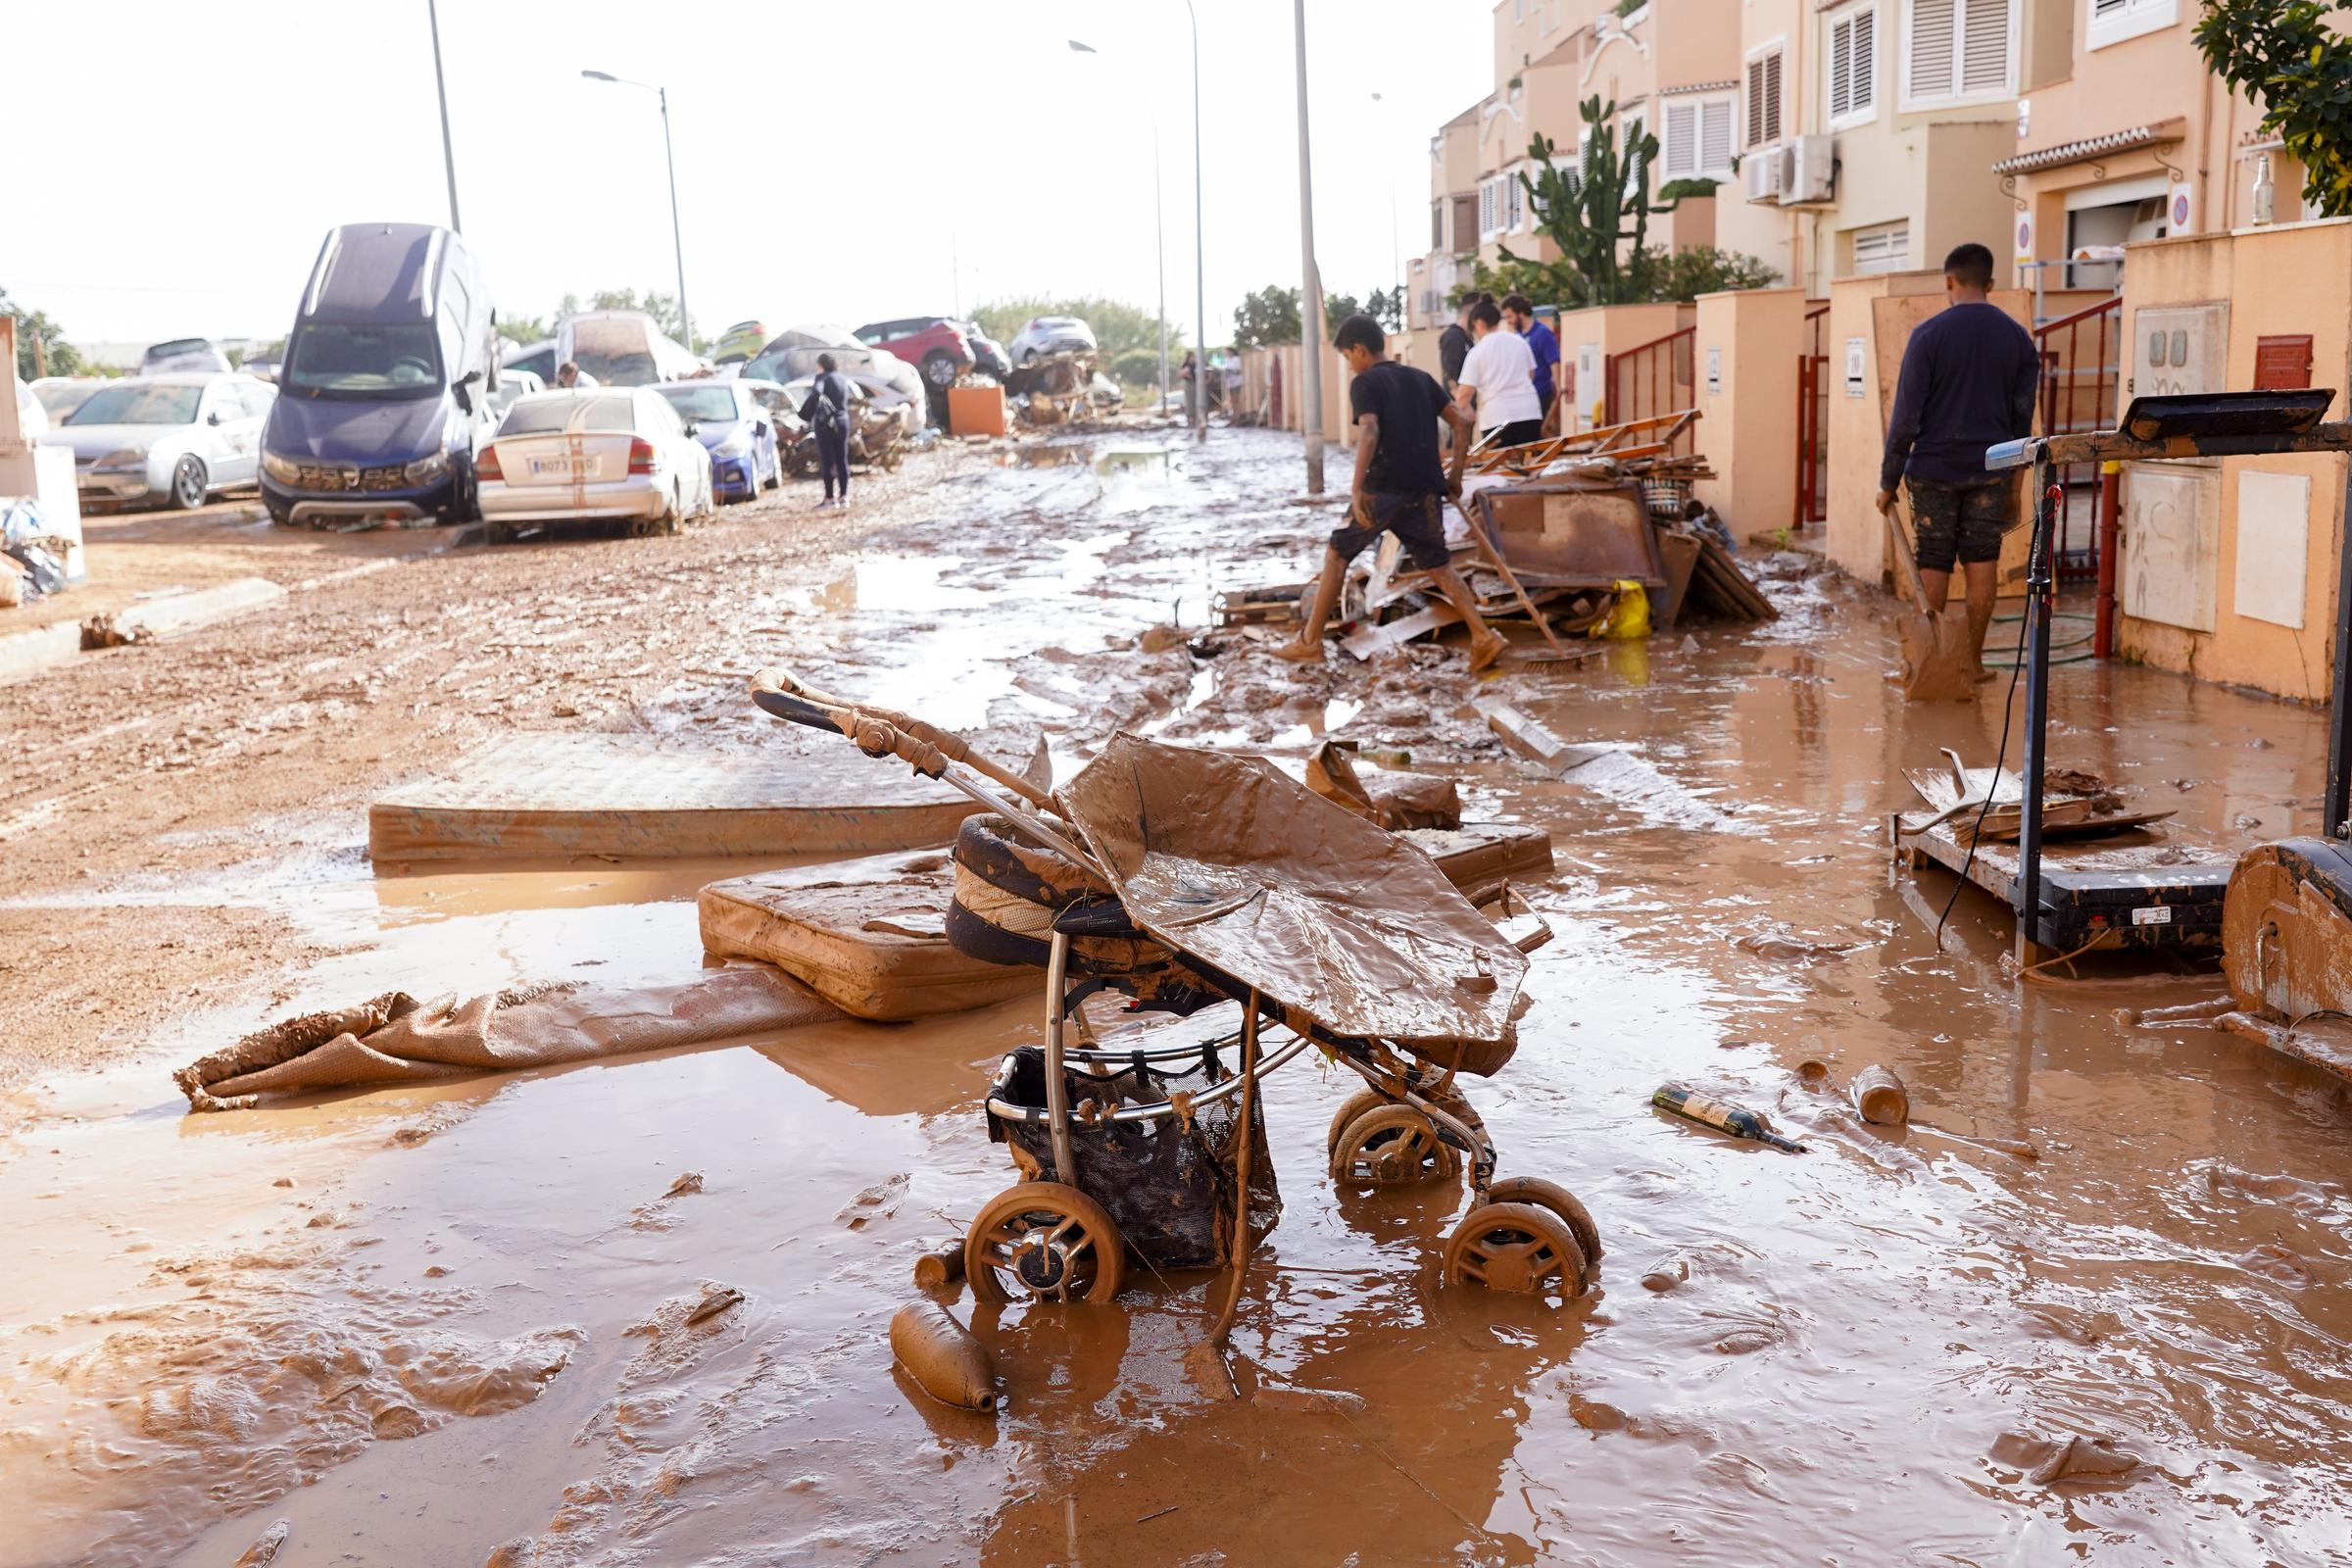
[964,1182,1127,1305]
[1324,1088,1394,1156]
[1485,1176,1601,1270]
[1330,1104,1462,1188]
[1444,1201,1590,1299]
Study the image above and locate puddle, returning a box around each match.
[7,431,2352,1566]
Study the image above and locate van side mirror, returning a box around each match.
[683,419,700,437]
[453,368,481,415]
[207,410,222,425]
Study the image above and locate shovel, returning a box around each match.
[1885,506,1978,702]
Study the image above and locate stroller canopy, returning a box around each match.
[1058,734,1527,1065]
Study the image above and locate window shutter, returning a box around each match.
[1747,50,1783,146]
[1851,9,1876,112]
[1830,18,1854,120]
[1699,98,1734,173]
[1907,0,1956,99]
[1663,101,1697,178]
[1960,0,2010,93]
[2090,0,2127,17]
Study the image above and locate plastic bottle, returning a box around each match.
[1652,1082,1806,1152]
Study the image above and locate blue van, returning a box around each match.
[259,222,498,527]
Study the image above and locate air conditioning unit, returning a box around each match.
[1743,147,1784,204]
[1780,134,1837,204]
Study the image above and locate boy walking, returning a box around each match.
[1876,242,2039,663]
[1275,314,1508,671]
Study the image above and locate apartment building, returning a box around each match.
[1408,0,1740,332]
[1999,0,2306,306]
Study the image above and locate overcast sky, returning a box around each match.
[11,0,1492,353]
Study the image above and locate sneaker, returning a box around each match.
[1270,639,1327,664]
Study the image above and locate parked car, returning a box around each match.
[14,377,47,440]
[742,330,930,427]
[487,368,544,422]
[959,320,1011,380]
[711,319,770,366]
[654,379,779,503]
[554,311,702,386]
[259,221,501,528]
[853,317,973,390]
[140,337,233,375]
[505,338,559,383]
[738,377,806,441]
[238,353,282,383]
[46,373,275,510]
[476,387,712,541]
[29,377,108,423]
[1008,316,1098,365]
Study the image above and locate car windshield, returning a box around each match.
[65,383,202,425]
[35,383,101,417]
[284,323,443,396]
[499,395,635,435]
[657,386,737,422]
[146,338,210,359]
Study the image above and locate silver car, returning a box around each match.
[44,373,275,510]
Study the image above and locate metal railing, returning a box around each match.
[1795,302,1831,528]
[2034,295,2123,586]
[1603,324,1697,457]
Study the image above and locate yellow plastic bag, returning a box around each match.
[1589,580,1650,640]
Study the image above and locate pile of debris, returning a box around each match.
[1217,410,1776,662]
[1004,350,1099,427]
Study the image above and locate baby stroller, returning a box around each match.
[750,668,1601,1329]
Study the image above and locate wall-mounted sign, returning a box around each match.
[1705,345,1722,396]
[1844,336,1867,398]
[2014,210,2034,268]
[2168,178,2195,235]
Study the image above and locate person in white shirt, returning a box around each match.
[1453,297,1544,449]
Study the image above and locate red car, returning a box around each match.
[852,318,974,390]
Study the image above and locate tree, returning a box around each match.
[1499,97,1671,309]
[499,313,551,346]
[2195,0,2352,217]
[971,295,1186,385]
[2,290,85,378]
[1365,287,1404,331]
[1230,285,1302,350]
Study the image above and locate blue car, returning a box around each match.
[654,380,779,503]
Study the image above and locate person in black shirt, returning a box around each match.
[1438,291,1486,395]
[1275,314,1507,670]
[1876,242,2039,664]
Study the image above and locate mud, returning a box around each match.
[3,431,2351,1564]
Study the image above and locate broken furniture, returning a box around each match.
[1923,392,2352,960]
[748,665,1598,1335]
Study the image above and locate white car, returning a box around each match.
[1008,316,1098,366]
[43,373,275,511]
[476,387,712,542]
[29,376,107,424]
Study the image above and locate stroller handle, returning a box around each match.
[747,664,1058,812]
[749,665,952,779]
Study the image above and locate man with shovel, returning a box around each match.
[1274,314,1508,670]
[1874,242,2040,667]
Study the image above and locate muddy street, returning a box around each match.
[4,430,2351,1566]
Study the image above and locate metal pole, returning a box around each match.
[2016,456,2057,964]
[1294,0,1324,492]
[2325,457,2352,839]
[1188,0,1207,444]
[426,0,462,232]
[1156,119,1170,416]
[657,86,691,352]
[1043,931,1077,1183]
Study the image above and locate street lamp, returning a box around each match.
[581,70,692,352]
[426,0,461,232]
[1372,91,1399,314]
[1294,0,1323,490]
[1068,37,1170,415]
[1186,0,1205,444]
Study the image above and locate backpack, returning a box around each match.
[808,375,842,436]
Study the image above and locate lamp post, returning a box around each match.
[581,70,692,352]
[1187,0,1206,443]
[1069,38,1171,414]
[426,0,462,232]
[1294,0,1323,491]
[1372,91,1398,314]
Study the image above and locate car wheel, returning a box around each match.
[1020,347,1037,366]
[922,351,959,389]
[169,455,208,510]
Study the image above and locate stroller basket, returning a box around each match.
[987,1044,1280,1270]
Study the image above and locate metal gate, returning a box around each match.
[2034,295,2123,588]
[1794,303,1830,528]
[1603,325,1697,457]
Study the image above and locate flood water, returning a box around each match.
[5,431,2350,1565]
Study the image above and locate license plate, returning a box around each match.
[2132,906,2173,926]
[529,456,592,477]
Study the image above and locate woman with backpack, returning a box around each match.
[801,354,855,509]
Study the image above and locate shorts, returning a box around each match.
[1487,417,1544,450]
[1907,476,2016,571]
[1329,491,1452,572]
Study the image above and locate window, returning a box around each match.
[1621,111,1647,198]
[1850,220,1910,273]
[1828,6,1879,125]
[2087,0,2176,49]
[1431,200,1444,249]
[1505,172,1524,231]
[1903,0,2014,106]
[1746,46,1785,149]
[1480,178,1500,238]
